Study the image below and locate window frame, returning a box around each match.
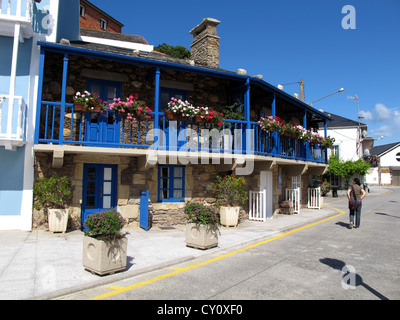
[79,5,86,17]
[157,165,185,202]
[159,88,188,113]
[100,18,108,30]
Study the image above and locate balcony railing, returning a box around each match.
[35,101,327,164]
[0,95,27,147]
[0,0,34,21]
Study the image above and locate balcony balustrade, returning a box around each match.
[34,101,327,164]
[0,95,27,149]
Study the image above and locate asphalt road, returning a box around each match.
[56,188,400,302]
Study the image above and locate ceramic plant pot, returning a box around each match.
[219,206,240,227]
[48,208,69,233]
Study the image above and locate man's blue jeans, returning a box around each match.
[349,200,362,228]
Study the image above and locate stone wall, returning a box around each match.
[33,152,268,229]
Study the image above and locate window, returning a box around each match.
[158,165,185,202]
[159,88,187,112]
[100,18,107,30]
[332,145,339,158]
[79,5,85,17]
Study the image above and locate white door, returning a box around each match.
[260,171,273,219]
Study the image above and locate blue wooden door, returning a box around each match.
[160,88,188,150]
[84,80,121,146]
[140,190,150,231]
[81,164,118,229]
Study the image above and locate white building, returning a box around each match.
[318,112,368,161]
[365,142,400,186]
[0,0,81,230]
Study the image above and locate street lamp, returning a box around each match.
[308,88,344,106]
[348,94,362,158]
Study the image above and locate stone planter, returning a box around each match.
[48,208,69,233]
[220,206,240,227]
[279,200,294,215]
[83,236,128,276]
[186,223,218,250]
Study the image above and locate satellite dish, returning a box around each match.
[364,149,370,156]
[362,130,368,138]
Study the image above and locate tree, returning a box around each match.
[324,154,370,187]
[154,43,191,59]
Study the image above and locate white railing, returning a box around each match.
[0,95,27,143]
[0,0,33,21]
[308,187,321,209]
[249,190,267,221]
[285,188,300,214]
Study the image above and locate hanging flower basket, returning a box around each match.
[194,115,207,123]
[73,91,107,113]
[165,111,183,120]
[108,94,152,123]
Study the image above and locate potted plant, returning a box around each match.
[165,97,199,120]
[195,106,224,126]
[210,174,248,227]
[258,115,283,133]
[185,202,220,250]
[73,91,107,113]
[33,175,71,233]
[82,208,128,276]
[108,94,152,123]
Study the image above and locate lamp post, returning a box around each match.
[348,94,361,158]
[308,88,345,106]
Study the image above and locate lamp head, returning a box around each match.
[338,88,344,92]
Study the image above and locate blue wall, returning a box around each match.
[57,0,80,42]
[0,146,25,216]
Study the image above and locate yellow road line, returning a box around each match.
[88,209,345,300]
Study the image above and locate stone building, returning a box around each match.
[31,6,330,230]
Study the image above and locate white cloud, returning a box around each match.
[359,110,373,120]
[375,103,393,120]
[360,103,400,140]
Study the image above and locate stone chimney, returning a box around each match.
[190,18,221,69]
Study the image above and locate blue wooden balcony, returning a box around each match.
[34,101,327,164]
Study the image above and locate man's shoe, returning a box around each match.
[349,222,353,229]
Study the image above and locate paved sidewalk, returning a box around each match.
[0,188,387,300]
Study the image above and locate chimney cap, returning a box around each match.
[190,18,221,35]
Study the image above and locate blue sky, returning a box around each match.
[90,0,400,146]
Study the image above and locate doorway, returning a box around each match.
[81,164,118,229]
[84,79,122,146]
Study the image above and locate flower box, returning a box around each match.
[186,223,218,250]
[83,236,128,276]
[73,102,104,113]
[166,111,183,121]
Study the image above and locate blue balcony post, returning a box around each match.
[34,48,46,144]
[244,78,251,154]
[271,93,277,156]
[153,67,160,149]
[58,53,69,145]
[303,110,307,160]
[154,68,160,130]
[324,119,328,163]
